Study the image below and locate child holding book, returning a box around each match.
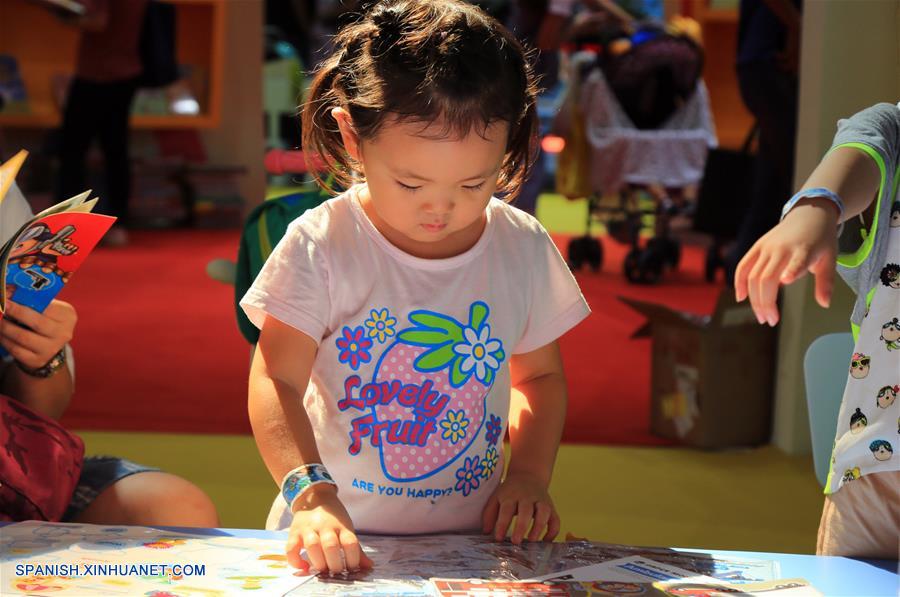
[1,180,219,528]
[241,0,590,574]
[735,102,899,558]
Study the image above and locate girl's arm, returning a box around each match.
[249,315,372,573]
[735,146,881,326]
[483,341,566,544]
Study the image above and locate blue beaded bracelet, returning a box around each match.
[281,463,337,511]
[781,187,845,223]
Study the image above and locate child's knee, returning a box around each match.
[118,472,219,528]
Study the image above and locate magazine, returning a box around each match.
[0,152,115,351]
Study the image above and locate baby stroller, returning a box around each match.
[556,23,717,284]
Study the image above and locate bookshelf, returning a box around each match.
[0,0,225,129]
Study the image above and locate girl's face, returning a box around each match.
[335,110,508,259]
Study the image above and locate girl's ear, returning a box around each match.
[332,107,362,163]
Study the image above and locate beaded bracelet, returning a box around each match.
[281,463,337,511]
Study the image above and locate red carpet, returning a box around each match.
[60,230,721,445]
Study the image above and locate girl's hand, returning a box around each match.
[0,300,76,369]
[735,199,840,326]
[482,472,560,544]
[286,485,374,574]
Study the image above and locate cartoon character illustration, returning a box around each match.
[850,408,868,434]
[881,263,900,289]
[841,467,861,484]
[876,385,898,409]
[869,439,893,462]
[891,200,900,227]
[10,222,78,269]
[849,353,871,378]
[880,318,900,350]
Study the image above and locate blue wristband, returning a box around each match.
[281,463,337,511]
[781,187,845,223]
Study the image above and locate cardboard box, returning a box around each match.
[620,290,777,448]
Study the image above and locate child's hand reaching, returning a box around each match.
[735,198,840,326]
[286,485,374,574]
[482,471,560,544]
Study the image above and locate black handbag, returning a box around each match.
[138,0,179,88]
[692,126,758,240]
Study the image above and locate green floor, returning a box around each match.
[79,431,824,555]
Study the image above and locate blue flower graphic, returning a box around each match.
[485,414,502,446]
[335,326,373,371]
[440,409,470,445]
[454,455,485,497]
[481,447,499,479]
[453,325,502,383]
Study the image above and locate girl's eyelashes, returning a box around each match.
[397,181,486,192]
[397,181,421,192]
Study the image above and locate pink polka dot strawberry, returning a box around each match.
[339,302,505,483]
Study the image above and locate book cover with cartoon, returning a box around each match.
[0,151,115,356]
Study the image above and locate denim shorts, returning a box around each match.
[62,456,159,522]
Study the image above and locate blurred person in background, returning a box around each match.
[54,0,149,247]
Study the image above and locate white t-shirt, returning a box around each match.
[827,192,900,494]
[241,187,590,534]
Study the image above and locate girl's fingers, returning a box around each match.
[543,510,561,542]
[285,530,309,572]
[482,495,500,534]
[810,251,836,309]
[528,502,553,542]
[779,246,812,285]
[510,501,534,545]
[338,528,364,571]
[734,247,759,303]
[758,251,789,326]
[747,251,771,324]
[360,550,375,570]
[493,500,517,541]
[303,531,327,573]
[318,528,344,573]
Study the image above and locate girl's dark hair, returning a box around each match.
[302,0,539,198]
[850,408,867,426]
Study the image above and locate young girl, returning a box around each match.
[240,0,590,574]
[735,102,899,559]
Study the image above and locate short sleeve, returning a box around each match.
[513,229,590,354]
[239,220,331,343]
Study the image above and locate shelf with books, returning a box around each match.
[0,0,225,130]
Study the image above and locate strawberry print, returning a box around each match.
[337,302,505,485]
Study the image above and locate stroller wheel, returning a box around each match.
[646,237,681,269]
[624,248,664,284]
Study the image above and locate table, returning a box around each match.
[1,523,896,596]
[209,527,898,596]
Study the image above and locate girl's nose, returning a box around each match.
[426,196,455,215]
